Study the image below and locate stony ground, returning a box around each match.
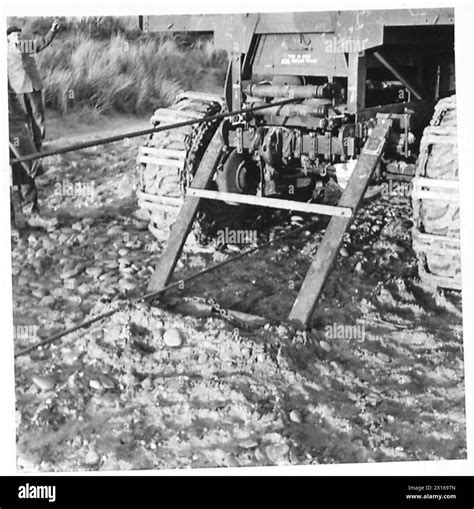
[12,111,466,471]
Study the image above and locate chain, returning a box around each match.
[186,296,254,331]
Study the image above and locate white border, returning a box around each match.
[0,0,472,477]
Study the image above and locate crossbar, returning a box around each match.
[187,188,353,218]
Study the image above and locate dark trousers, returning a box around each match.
[18,90,45,152]
[10,149,39,220]
[10,180,39,226]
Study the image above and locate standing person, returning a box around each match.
[9,82,57,231]
[7,20,60,152]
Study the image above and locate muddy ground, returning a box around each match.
[12,111,466,471]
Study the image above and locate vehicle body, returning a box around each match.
[137,9,459,326]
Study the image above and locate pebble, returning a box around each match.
[319,340,331,352]
[265,443,289,463]
[32,288,47,299]
[289,409,303,423]
[163,328,184,348]
[62,349,79,364]
[365,393,379,406]
[91,329,104,341]
[377,352,391,363]
[119,279,136,292]
[42,238,54,250]
[198,353,208,364]
[32,375,56,391]
[86,266,104,278]
[340,246,350,257]
[99,374,116,390]
[290,215,304,225]
[89,379,102,391]
[240,439,259,449]
[84,450,99,465]
[77,284,91,296]
[39,295,56,307]
[133,219,149,231]
[354,261,364,274]
[60,269,77,280]
[108,226,123,235]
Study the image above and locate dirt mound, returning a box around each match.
[16,290,465,471]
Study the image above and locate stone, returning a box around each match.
[32,288,47,299]
[86,266,104,278]
[91,329,104,341]
[73,262,87,275]
[119,279,136,292]
[39,295,56,307]
[42,238,55,250]
[319,340,331,352]
[32,375,56,391]
[265,443,289,464]
[240,439,259,449]
[133,219,149,231]
[290,215,304,225]
[163,328,184,348]
[82,217,96,226]
[84,450,99,465]
[77,284,91,296]
[99,374,116,390]
[289,409,303,423]
[62,349,79,364]
[340,246,350,257]
[89,379,102,391]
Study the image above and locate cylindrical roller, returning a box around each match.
[252,100,332,118]
[246,83,337,100]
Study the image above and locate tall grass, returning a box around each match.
[8,17,228,116]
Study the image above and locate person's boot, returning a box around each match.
[10,187,28,233]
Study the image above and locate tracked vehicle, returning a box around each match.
[136,9,459,328]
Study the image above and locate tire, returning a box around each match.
[137,91,240,244]
[412,95,461,289]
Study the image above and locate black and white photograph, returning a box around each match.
[2,4,472,474]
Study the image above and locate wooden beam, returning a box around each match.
[146,128,223,293]
[288,119,392,329]
[187,188,353,218]
[347,52,366,114]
